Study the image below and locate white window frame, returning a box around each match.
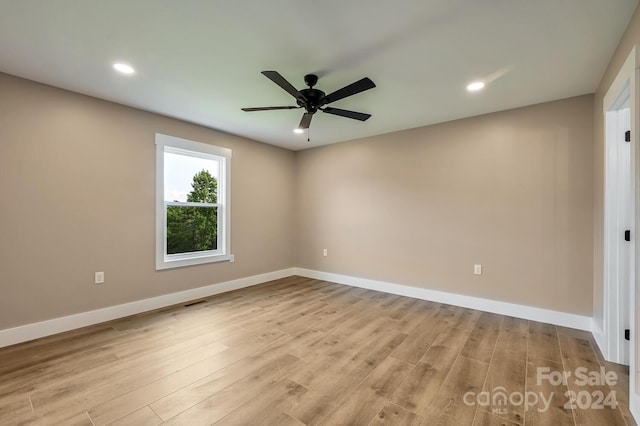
[155,133,231,270]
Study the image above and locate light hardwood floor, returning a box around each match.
[0,276,635,426]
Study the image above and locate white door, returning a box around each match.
[600,46,639,422]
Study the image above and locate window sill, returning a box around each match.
[156,253,232,270]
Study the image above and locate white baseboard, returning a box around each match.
[0,268,295,348]
[0,266,597,348]
[294,268,593,331]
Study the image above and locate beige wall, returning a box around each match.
[296,96,594,316]
[0,72,296,329]
[0,50,611,330]
[593,4,640,331]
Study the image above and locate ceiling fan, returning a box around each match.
[242,71,376,132]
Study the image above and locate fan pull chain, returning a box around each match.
[307,127,311,143]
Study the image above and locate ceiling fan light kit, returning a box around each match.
[242,71,376,138]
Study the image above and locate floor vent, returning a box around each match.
[184,300,207,307]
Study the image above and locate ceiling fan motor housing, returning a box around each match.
[298,87,325,113]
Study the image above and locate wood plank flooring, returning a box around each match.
[0,276,635,425]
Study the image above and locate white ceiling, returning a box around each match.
[0,0,637,150]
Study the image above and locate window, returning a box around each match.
[156,133,231,270]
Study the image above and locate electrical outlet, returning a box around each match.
[323,249,328,257]
[229,254,235,263]
[474,264,482,275]
[95,271,105,284]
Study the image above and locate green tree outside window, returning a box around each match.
[166,170,218,254]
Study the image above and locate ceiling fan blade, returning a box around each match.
[298,113,313,129]
[322,107,371,121]
[242,106,299,112]
[261,71,305,101]
[320,77,375,105]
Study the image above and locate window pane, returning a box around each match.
[166,205,218,255]
[164,152,219,203]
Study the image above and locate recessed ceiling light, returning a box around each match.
[467,81,485,92]
[113,63,135,75]
[293,128,304,134]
